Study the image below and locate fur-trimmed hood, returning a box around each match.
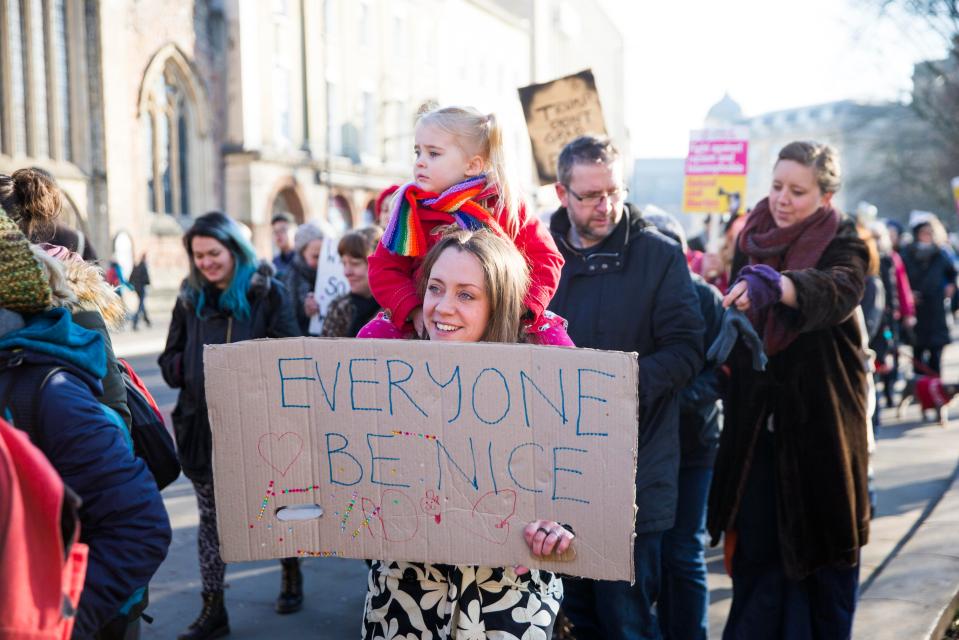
[49,259,126,330]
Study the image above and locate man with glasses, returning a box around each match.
[548,135,704,639]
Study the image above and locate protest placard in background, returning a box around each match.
[519,69,608,185]
[682,127,749,214]
[952,176,959,219]
[307,235,348,335]
[204,338,640,581]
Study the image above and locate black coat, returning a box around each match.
[707,217,870,579]
[679,275,724,469]
[548,204,704,533]
[901,243,957,348]
[281,254,318,336]
[158,264,299,481]
[129,260,150,293]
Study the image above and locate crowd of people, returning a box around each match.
[2,101,959,640]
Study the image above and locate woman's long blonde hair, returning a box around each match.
[416,105,521,235]
[417,227,530,344]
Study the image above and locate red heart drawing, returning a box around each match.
[470,489,517,545]
[365,491,419,542]
[257,432,303,477]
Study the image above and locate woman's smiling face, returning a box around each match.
[768,159,832,228]
[423,247,491,343]
[191,236,235,289]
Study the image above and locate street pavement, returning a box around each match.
[115,331,959,639]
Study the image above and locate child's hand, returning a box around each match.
[411,307,425,337]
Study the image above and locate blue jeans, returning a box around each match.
[562,531,664,639]
[659,466,712,640]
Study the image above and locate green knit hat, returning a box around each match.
[0,208,51,314]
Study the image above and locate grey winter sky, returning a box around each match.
[605,0,949,158]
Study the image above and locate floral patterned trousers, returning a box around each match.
[362,560,563,640]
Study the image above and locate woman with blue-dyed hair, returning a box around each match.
[159,211,300,640]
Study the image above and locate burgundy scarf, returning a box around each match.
[738,197,839,354]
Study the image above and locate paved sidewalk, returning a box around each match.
[112,323,171,360]
[854,463,959,639]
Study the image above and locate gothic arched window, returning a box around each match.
[142,64,193,216]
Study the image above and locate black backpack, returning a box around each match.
[116,359,180,490]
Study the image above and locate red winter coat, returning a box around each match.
[890,250,915,319]
[367,197,564,329]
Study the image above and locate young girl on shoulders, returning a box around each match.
[361,105,572,346]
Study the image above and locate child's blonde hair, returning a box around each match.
[416,105,520,235]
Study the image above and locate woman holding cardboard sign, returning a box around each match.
[361,227,573,639]
[159,212,300,640]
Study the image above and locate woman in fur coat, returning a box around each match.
[708,142,870,639]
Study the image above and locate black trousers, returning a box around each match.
[723,427,859,640]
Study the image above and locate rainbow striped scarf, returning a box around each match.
[381,175,502,257]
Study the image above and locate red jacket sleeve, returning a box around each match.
[367,242,422,330]
[892,251,916,318]
[507,203,564,320]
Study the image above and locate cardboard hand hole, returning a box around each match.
[275,504,324,521]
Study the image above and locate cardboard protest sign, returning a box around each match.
[307,236,348,335]
[204,338,639,581]
[519,69,608,185]
[682,127,749,214]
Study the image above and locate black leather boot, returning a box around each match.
[275,557,303,614]
[177,590,229,640]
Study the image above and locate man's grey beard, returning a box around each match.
[568,215,615,248]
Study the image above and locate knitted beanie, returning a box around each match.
[294,222,326,255]
[0,209,52,313]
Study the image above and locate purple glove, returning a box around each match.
[733,264,782,312]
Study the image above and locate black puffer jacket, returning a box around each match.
[679,275,724,469]
[158,263,299,481]
[902,243,957,348]
[548,204,704,533]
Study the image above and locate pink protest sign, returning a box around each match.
[682,128,749,214]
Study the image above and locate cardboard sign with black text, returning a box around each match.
[518,69,608,185]
[204,338,639,581]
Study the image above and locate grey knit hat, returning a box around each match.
[294,222,326,254]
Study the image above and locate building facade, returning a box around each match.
[1,0,623,291]
[634,94,906,228]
